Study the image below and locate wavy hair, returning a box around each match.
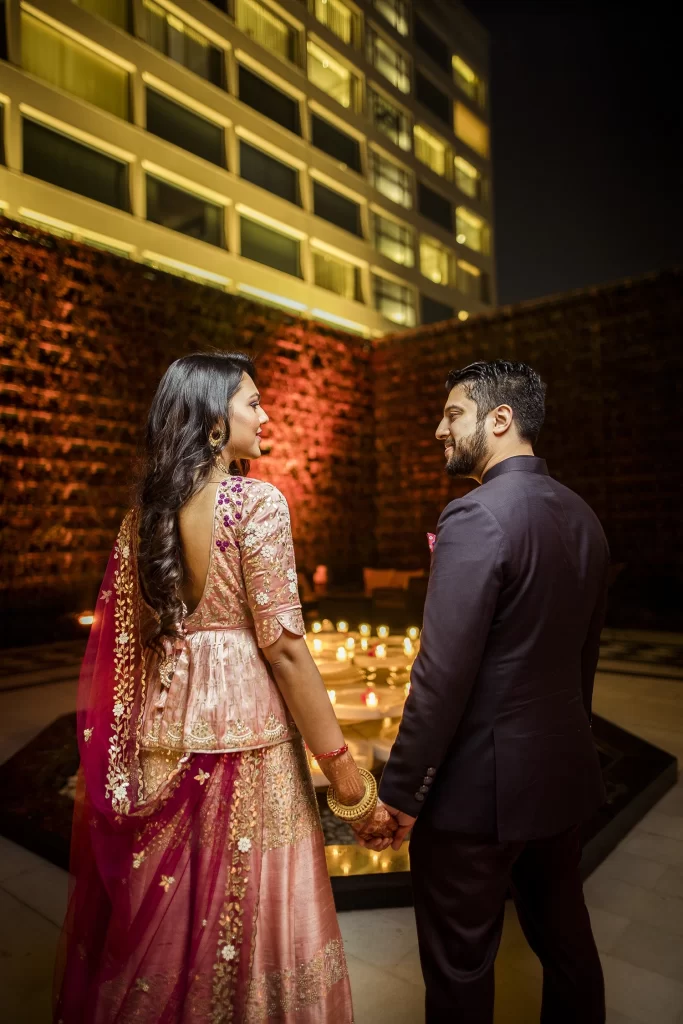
[137,351,255,642]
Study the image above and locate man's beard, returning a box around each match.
[445,419,489,478]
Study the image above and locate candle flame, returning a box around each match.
[312,621,322,633]
[359,623,371,636]
[336,647,348,662]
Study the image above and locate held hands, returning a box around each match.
[379,803,417,852]
[351,801,398,851]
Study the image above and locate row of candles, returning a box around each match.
[311,621,421,640]
[309,622,420,662]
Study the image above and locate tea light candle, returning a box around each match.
[359,623,371,637]
[312,621,322,633]
[328,689,336,705]
[377,625,390,639]
[375,644,387,659]
[360,638,369,651]
[362,690,379,708]
[407,626,420,641]
[403,637,414,656]
[336,620,349,634]
[336,646,348,662]
[312,637,323,653]
[345,636,355,651]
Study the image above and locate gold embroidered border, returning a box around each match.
[245,939,349,1021]
[210,749,262,1024]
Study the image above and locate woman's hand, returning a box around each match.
[351,801,398,851]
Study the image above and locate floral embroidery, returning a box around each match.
[261,739,321,853]
[245,939,348,1021]
[134,977,150,993]
[132,850,145,869]
[159,875,175,892]
[255,592,269,606]
[113,701,125,719]
[286,569,296,582]
[100,589,112,604]
[237,836,252,853]
[83,727,93,743]
[195,769,211,786]
[221,943,237,961]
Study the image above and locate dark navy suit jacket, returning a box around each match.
[379,456,608,841]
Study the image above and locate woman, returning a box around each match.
[55,352,396,1023]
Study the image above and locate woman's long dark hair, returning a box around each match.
[137,351,255,641]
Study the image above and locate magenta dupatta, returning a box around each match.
[54,511,262,1024]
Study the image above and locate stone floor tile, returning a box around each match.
[384,945,425,988]
[620,831,683,868]
[0,835,55,883]
[591,847,669,890]
[602,953,683,1024]
[584,874,683,938]
[654,783,683,819]
[0,887,60,1023]
[587,905,631,953]
[346,954,424,1024]
[656,865,683,900]
[338,907,419,969]
[493,960,542,1023]
[637,809,683,843]
[2,858,69,929]
[611,919,683,983]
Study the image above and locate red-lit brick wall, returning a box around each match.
[0,219,375,621]
[376,271,683,594]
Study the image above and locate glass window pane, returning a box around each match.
[370,150,412,208]
[311,115,361,172]
[313,181,362,236]
[367,28,410,94]
[454,155,483,199]
[307,42,356,110]
[23,118,128,210]
[413,14,450,71]
[421,294,453,324]
[415,71,451,126]
[73,0,130,31]
[414,126,446,176]
[141,1,223,87]
[457,257,486,300]
[238,65,301,134]
[372,274,416,326]
[420,237,451,285]
[373,213,414,267]
[236,0,297,62]
[369,88,411,151]
[456,207,489,253]
[417,182,452,231]
[312,250,361,301]
[314,0,354,45]
[146,175,223,246]
[21,11,129,119]
[453,55,486,107]
[146,89,224,166]
[239,140,299,204]
[372,0,408,37]
[454,102,489,158]
[240,217,301,276]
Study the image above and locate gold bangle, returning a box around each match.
[327,768,378,822]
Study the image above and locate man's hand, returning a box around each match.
[382,803,417,851]
[351,801,398,851]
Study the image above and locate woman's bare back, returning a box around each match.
[177,481,220,615]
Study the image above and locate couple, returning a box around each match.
[55,353,608,1023]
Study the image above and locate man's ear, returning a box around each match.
[491,404,514,436]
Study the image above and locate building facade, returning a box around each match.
[0,0,494,335]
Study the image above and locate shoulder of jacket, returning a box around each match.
[439,492,503,531]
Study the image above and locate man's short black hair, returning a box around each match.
[446,360,547,445]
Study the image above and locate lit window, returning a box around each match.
[454,102,489,158]
[369,88,411,151]
[414,126,446,177]
[147,89,225,166]
[366,27,410,94]
[73,0,130,30]
[307,42,358,110]
[373,213,414,267]
[372,274,416,326]
[369,150,412,209]
[240,216,302,277]
[420,236,452,286]
[314,0,356,46]
[456,207,489,254]
[141,1,223,87]
[23,118,129,210]
[454,155,484,200]
[372,0,408,37]
[236,0,299,63]
[146,175,224,246]
[457,258,489,302]
[453,56,486,108]
[313,181,363,236]
[312,249,362,301]
[238,65,301,134]
[21,11,129,119]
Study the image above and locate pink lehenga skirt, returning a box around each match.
[55,738,353,1023]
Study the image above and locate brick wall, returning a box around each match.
[375,270,683,625]
[1,217,681,632]
[0,218,375,628]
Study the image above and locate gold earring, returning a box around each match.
[209,426,226,451]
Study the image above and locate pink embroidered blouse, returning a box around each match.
[141,478,306,753]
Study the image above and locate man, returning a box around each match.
[379,360,608,1024]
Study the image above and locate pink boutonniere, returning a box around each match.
[427,532,436,554]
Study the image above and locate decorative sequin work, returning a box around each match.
[262,739,321,853]
[245,939,349,1021]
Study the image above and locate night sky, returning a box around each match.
[462,1,681,304]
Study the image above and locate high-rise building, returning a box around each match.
[0,0,494,335]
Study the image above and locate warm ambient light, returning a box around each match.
[312,638,323,653]
[403,638,414,656]
[78,612,94,626]
[404,681,411,696]
[360,638,369,651]
[458,310,469,321]
[345,636,355,650]
[312,621,322,633]
[359,623,371,636]
[328,689,337,705]
[377,625,390,639]
[336,620,349,633]
[456,233,466,244]
[375,644,387,659]
[336,647,348,662]
[363,690,379,708]
[407,626,420,641]
[310,757,320,771]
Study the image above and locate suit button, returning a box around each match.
[422,776,433,786]
[426,767,436,777]
[418,785,429,794]
[414,792,425,802]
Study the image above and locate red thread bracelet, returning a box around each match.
[314,743,349,761]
